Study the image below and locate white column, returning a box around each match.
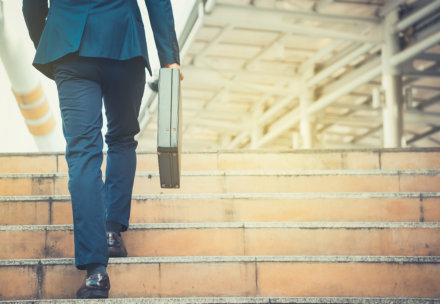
[292,131,300,149]
[250,103,264,149]
[0,0,63,151]
[382,9,404,148]
[300,86,315,149]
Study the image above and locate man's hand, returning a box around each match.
[164,63,184,80]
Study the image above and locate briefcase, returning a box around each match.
[157,68,182,189]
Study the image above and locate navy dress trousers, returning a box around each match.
[22,0,180,270]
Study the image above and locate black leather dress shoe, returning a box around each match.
[107,231,127,257]
[76,273,110,299]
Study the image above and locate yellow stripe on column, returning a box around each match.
[26,115,56,136]
[19,98,51,120]
[13,85,44,105]
[13,84,56,136]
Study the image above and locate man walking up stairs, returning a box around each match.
[0,148,439,302]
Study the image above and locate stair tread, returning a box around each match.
[3,148,440,174]
[2,169,440,178]
[2,255,440,266]
[2,192,440,201]
[1,297,439,304]
[2,222,440,231]
[1,150,439,301]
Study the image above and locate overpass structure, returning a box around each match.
[1,0,439,152]
[138,0,440,151]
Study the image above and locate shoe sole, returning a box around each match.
[77,288,109,299]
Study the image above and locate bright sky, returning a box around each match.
[0,0,189,153]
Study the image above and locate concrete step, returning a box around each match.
[1,297,440,304]
[0,256,439,300]
[1,222,439,260]
[2,148,440,174]
[1,150,439,302]
[1,170,440,196]
[1,192,439,225]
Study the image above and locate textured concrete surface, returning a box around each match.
[1,297,440,304]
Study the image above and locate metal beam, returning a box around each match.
[193,24,233,65]
[319,109,440,127]
[182,89,223,134]
[405,110,440,125]
[308,43,375,87]
[394,1,440,33]
[226,94,272,149]
[213,3,381,25]
[251,26,440,148]
[411,85,440,92]
[321,56,381,96]
[228,131,250,149]
[331,103,380,112]
[183,65,297,79]
[428,137,440,146]
[351,126,383,144]
[318,42,361,70]
[254,58,382,148]
[299,39,345,74]
[319,115,381,126]
[183,70,301,95]
[407,125,440,145]
[405,71,440,78]
[204,5,381,43]
[180,1,440,150]
[245,33,288,69]
[313,0,335,12]
[184,108,243,120]
[315,95,374,140]
[417,95,440,111]
[320,140,377,148]
[413,53,440,61]
[379,0,408,18]
[390,30,440,67]
[191,118,243,131]
[258,95,297,125]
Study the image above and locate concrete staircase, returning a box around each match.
[0,148,439,303]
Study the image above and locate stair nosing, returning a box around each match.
[1,256,440,266]
[1,146,440,155]
[1,222,440,232]
[1,192,439,202]
[1,297,439,304]
[2,169,440,179]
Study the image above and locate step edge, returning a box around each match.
[2,169,440,178]
[1,256,440,266]
[1,297,439,304]
[2,146,440,156]
[2,222,440,232]
[1,192,440,202]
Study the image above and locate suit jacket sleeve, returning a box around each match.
[22,0,48,49]
[144,0,180,67]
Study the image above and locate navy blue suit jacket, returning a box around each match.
[22,0,180,79]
